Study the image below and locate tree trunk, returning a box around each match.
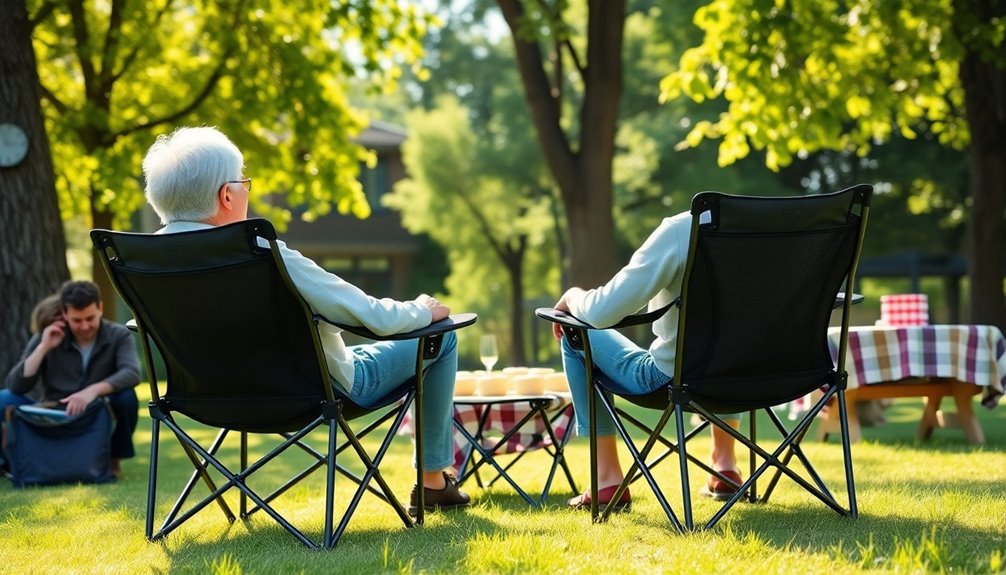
[506,254,527,367]
[0,0,70,371]
[498,0,625,291]
[959,40,1006,333]
[90,205,118,320]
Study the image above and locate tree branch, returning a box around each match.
[496,0,578,195]
[38,82,69,114]
[108,55,231,142]
[110,0,175,84]
[29,0,57,31]
[110,0,245,142]
[66,0,97,96]
[99,0,127,94]
[531,0,585,76]
[455,189,512,263]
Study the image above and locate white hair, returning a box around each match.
[142,126,244,224]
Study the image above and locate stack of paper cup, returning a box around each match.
[513,374,545,395]
[501,366,530,376]
[543,372,569,392]
[454,371,477,396]
[477,374,511,396]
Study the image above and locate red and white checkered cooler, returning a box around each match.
[879,293,929,326]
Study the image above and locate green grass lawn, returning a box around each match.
[2,394,1005,574]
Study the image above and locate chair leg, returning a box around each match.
[594,392,685,532]
[323,417,337,549]
[748,410,758,502]
[618,408,711,486]
[146,417,160,541]
[588,375,599,521]
[538,404,578,505]
[159,428,234,536]
[837,389,858,518]
[240,432,248,518]
[674,405,693,531]
[414,343,426,527]
[330,413,416,547]
[692,402,850,527]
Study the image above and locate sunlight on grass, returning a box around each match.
[2,397,1005,574]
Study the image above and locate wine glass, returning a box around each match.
[479,334,499,372]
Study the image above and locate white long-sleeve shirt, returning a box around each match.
[566,211,692,377]
[158,221,432,392]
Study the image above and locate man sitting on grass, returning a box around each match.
[2,280,141,478]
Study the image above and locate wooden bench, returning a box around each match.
[816,377,984,444]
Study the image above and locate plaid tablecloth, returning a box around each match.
[827,324,1006,409]
[399,393,575,470]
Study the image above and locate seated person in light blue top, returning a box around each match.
[140,126,468,514]
[552,212,742,511]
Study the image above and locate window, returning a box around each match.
[360,159,390,211]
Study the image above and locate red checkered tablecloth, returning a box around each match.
[827,324,1006,409]
[399,393,575,469]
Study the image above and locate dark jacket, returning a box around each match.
[4,319,141,401]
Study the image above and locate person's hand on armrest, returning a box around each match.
[416,294,450,323]
[551,287,586,340]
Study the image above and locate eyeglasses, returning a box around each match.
[226,177,252,192]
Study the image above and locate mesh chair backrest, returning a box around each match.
[677,185,871,411]
[91,219,331,432]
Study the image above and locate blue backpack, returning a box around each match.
[2,398,116,487]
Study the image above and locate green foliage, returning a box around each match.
[29,0,432,229]
[659,0,1005,170]
[383,97,559,339]
[614,3,784,249]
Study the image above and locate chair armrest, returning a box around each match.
[317,312,478,341]
[126,319,138,332]
[834,292,864,310]
[534,302,676,331]
[538,291,857,332]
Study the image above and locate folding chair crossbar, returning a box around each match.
[682,395,852,529]
[456,398,577,507]
[149,411,335,549]
[480,404,578,507]
[162,427,234,529]
[455,405,543,507]
[244,395,418,519]
[329,413,415,545]
[594,387,686,530]
[616,408,715,485]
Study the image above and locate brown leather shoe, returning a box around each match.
[567,484,631,512]
[408,472,471,516]
[699,469,742,501]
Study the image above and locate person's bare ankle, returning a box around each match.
[422,471,447,490]
[110,458,123,479]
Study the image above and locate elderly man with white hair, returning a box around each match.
[141,126,469,515]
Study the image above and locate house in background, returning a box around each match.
[266,121,419,299]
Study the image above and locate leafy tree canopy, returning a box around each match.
[660,0,1002,169]
[30,0,433,229]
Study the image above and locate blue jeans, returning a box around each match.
[561,329,740,436]
[350,331,457,471]
[0,387,139,459]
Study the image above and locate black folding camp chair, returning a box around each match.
[91,219,475,549]
[536,184,871,531]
